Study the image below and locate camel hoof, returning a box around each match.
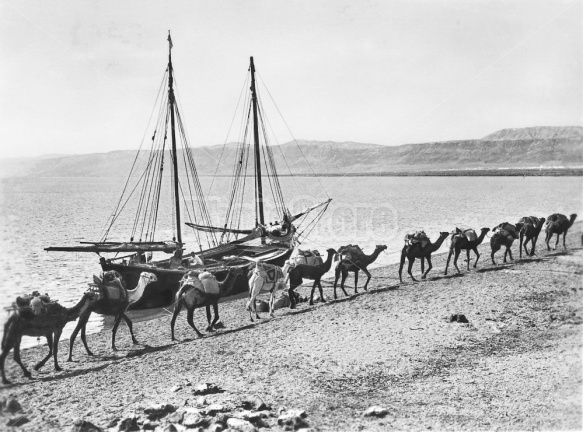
[67,357,73,362]
[321,298,327,303]
[112,347,118,352]
[55,366,62,372]
[132,340,139,345]
[421,275,427,280]
[2,379,10,385]
[309,301,314,306]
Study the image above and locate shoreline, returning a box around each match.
[1,224,581,431]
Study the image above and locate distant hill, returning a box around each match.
[1,126,581,178]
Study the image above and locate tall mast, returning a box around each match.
[249,57,265,238]
[168,31,182,244]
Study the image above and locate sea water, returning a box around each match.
[0,175,581,347]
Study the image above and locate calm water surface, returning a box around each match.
[1,175,581,346]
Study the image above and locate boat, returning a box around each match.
[46,33,331,309]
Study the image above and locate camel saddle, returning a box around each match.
[452,228,477,242]
[198,271,220,295]
[289,248,323,267]
[404,231,429,247]
[338,244,365,263]
[252,262,284,284]
[92,270,127,302]
[13,292,57,315]
[518,216,540,227]
[494,222,519,238]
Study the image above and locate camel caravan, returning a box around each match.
[1,212,578,384]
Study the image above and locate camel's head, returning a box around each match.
[439,231,450,239]
[481,227,491,233]
[376,245,388,252]
[570,213,578,222]
[139,272,157,285]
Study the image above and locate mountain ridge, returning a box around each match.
[1,126,581,178]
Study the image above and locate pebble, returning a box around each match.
[363,406,389,417]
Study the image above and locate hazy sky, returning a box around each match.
[0,0,581,158]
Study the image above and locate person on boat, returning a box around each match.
[169,249,184,269]
[130,252,147,264]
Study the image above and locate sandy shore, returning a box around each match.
[1,223,581,431]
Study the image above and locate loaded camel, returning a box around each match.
[444,227,491,275]
[517,216,546,258]
[490,222,523,265]
[333,245,387,297]
[1,291,100,384]
[545,213,577,251]
[246,261,286,321]
[170,267,243,341]
[399,232,449,283]
[68,271,157,361]
[288,248,337,307]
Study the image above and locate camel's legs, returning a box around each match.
[0,338,15,384]
[269,292,275,318]
[186,307,204,337]
[422,255,433,279]
[407,258,418,282]
[473,248,480,268]
[333,267,341,298]
[121,314,138,345]
[491,243,500,265]
[68,311,91,361]
[420,257,425,275]
[563,232,568,249]
[507,245,514,261]
[52,329,63,372]
[398,252,406,283]
[35,333,54,371]
[12,336,32,380]
[466,249,471,270]
[354,271,359,293]
[453,249,462,273]
[362,268,372,290]
[555,233,560,250]
[531,236,538,256]
[444,249,454,275]
[80,324,93,357]
[170,301,183,341]
[253,297,261,320]
[317,279,326,302]
[111,314,124,351]
[339,269,349,297]
[288,287,297,309]
[309,280,319,305]
[208,303,220,330]
[0,340,16,384]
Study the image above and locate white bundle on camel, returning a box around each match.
[199,271,220,295]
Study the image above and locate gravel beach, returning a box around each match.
[1,223,581,431]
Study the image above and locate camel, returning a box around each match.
[517,216,546,258]
[444,227,491,274]
[1,291,100,384]
[333,245,387,298]
[170,267,243,341]
[490,222,523,265]
[288,248,337,306]
[68,271,157,361]
[545,213,577,251]
[399,232,449,283]
[246,262,286,321]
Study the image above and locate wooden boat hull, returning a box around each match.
[100,243,292,309]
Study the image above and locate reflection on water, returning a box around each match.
[0,175,581,347]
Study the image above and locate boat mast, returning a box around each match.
[249,57,265,241]
[168,31,182,245]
